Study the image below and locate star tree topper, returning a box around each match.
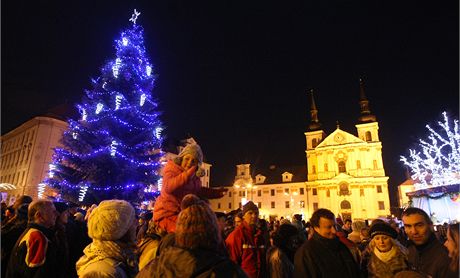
[129,9,141,25]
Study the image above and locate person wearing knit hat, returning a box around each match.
[76,200,139,277]
[267,223,302,278]
[360,222,409,277]
[137,194,246,277]
[153,140,227,233]
[226,200,267,278]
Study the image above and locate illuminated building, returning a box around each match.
[209,79,391,220]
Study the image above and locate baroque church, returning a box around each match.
[209,79,391,221]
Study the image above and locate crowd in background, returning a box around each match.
[1,194,458,278]
[1,143,458,277]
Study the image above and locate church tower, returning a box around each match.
[356,78,380,142]
[305,89,326,151]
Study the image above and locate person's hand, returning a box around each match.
[186,165,197,177]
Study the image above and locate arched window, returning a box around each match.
[338,161,346,173]
[339,183,349,195]
[365,131,372,142]
[312,138,318,148]
[341,200,351,210]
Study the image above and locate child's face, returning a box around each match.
[181,154,198,170]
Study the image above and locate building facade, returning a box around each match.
[209,80,391,221]
[0,116,68,202]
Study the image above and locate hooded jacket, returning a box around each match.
[153,161,223,224]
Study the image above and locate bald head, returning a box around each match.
[28,200,57,228]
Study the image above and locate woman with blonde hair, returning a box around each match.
[444,223,459,277]
[361,222,409,277]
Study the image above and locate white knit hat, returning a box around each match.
[87,199,135,241]
[178,143,203,165]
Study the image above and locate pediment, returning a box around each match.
[316,129,364,148]
[332,173,355,179]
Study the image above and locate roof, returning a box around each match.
[252,164,306,184]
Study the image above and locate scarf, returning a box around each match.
[374,245,397,263]
[76,240,138,277]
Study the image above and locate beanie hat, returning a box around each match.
[242,201,259,216]
[175,194,220,250]
[53,202,69,214]
[369,222,398,239]
[178,143,203,165]
[87,199,135,241]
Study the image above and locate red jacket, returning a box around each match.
[225,221,267,278]
[153,161,223,223]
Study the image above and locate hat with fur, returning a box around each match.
[369,222,398,239]
[242,201,259,216]
[175,194,220,250]
[87,199,135,241]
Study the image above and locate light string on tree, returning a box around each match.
[401,112,460,190]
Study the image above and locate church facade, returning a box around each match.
[209,79,391,221]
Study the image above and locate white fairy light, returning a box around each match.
[146,65,152,76]
[129,9,141,25]
[82,108,87,121]
[112,58,122,78]
[140,93,146,106]
[401,112,460,190]
[115,95,122,110]
[110,140,118,156]
[122,37,128,46]
[155,127,163,140]
[96,103,104,114]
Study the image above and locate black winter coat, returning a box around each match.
[294,232,361,278]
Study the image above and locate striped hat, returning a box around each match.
[175,194,220,250]
[369,222,398,239]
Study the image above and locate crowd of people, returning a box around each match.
[1,142,458,277]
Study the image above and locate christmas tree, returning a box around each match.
[44,10,164,203]
[401,112,460,190]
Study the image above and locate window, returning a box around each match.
[324,163,328,172]
[300,188,304,195]
[365,131,372,142]
[239,191,242,197]
[357,160,361,169]
[257,190,261,197]
[326,189,330,197]
[312,138,318,148]
[271,189,275,196]
[242,191,246,197]
[258,202,261,208]
[313,202,319,211]
[339,183,349,195]
[373,160,378,170]
[241,172,244,176]
[300,201,305,208]
[338,161,346,173]
[360,188,365,196]
[285,201,290,208]
[271,202,275,209]
[377,185,382,193]
[378,201,385,210]
[341,200,351,210]
[285,188,289,194]
[239,202,242,208]
[312,188,317,195]
[312,165,316,174]
[217,203,221,209]
[228,203,232,209]
[229,192,232,197]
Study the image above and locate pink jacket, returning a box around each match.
[153,160,223,222]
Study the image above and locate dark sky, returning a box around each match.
[2,1,458,207]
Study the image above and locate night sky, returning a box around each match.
[2,1,458,207]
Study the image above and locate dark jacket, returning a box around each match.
[1,218,28,277]
[136,246,247,278]
[406,233,451,278]
[293,232,361,278]
[267,247,294,278]
[6,223,59,278]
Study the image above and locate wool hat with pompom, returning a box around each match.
[175,194,220,250]
[178,143,203,165]
[87,199,135,241]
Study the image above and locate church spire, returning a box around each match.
[358,78,376,123]
[308,89,322,130]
